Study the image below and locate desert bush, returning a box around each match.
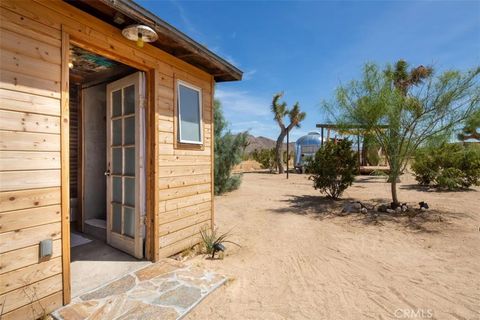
[214,100,248,195]
[251,148,276,172]
[200,227,240,259]
[436,167,465,190]
[307,140,357,199]
[282,150,294,165]
[412,143,480,190]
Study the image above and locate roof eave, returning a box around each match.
[98,0,242,82]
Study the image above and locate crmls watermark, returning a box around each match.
[394,308,434,319]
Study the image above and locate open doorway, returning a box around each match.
[69,45,150,297]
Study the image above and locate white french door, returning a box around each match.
[106,72,145,259]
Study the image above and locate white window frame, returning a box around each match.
[177,80,203,145]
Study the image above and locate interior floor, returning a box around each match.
[70,231,150,298]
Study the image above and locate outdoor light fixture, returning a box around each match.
[212,243,225,259]
[122,24,158,48]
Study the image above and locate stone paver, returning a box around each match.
[80,275,136,301]
[52,259,226,320]
[153,285,202,309]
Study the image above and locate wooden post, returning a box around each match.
[61,28,71,305]
[357,132,361,175]
[286,130,289,179]
[321,127,324,147]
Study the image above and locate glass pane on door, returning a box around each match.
[112,148,122,175]
[124,177,135,206]
[112,177,122,203]
[124,207,135,238]
[124,117,135,145]
[124,147,135,176]
[112,203,122,234]
[112,90,122,117]
[112,120,122,146]
[124,85,135,115]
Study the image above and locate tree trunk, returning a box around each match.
[390,179,399,205]
[275,130,286,174]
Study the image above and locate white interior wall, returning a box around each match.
[82,84,107,222]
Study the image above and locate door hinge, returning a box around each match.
[139,96,147,109]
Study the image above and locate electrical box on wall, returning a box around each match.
[39,239,53,259]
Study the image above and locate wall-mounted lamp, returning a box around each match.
[122,24,158,48]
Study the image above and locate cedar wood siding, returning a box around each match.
[0,0,214,318]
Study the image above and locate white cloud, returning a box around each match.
[231,120,275,132]
[210,47,239,66]
[215,88,270,117]
[243,69,257,81]
[230,120,277,139]
[215,89,311,141]
[170,0,203,39]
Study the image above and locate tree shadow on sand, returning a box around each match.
[271,194,458,233]
[400,184,478,193]
[354,176,388,184]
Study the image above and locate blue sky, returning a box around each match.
[138,0,480,141]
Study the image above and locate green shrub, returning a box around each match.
[436,168,465,190]
[307,140,357,199]
[251,148,276,172]
[214,101,248,195]
[411,148,438,185]
[411,143,480,190]
[460,145,480,187]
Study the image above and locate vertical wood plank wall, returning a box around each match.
[0,0,215,317]
[0,4,64,319]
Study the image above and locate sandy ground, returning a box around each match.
[185,172,480,320]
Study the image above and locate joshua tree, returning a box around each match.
[271,92,306,173]
[325,60,479,205]
[385,60,433,96]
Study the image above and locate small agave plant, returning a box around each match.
[200,227,240,259]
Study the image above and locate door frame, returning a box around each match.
[60,29,158,305]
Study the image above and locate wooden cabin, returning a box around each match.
[0,0,242,318]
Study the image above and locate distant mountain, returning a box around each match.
[244,134,295,154]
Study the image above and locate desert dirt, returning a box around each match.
[185,172,480,320]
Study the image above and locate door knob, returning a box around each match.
[104,170,111,176]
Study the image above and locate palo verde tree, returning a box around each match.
[214,99,249,195]
[271,92,306,173]
[458,108,480,141]
[325,60,480,205]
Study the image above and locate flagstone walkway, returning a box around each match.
[52,259,226,320]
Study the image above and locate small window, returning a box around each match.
[177,81,202,144]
